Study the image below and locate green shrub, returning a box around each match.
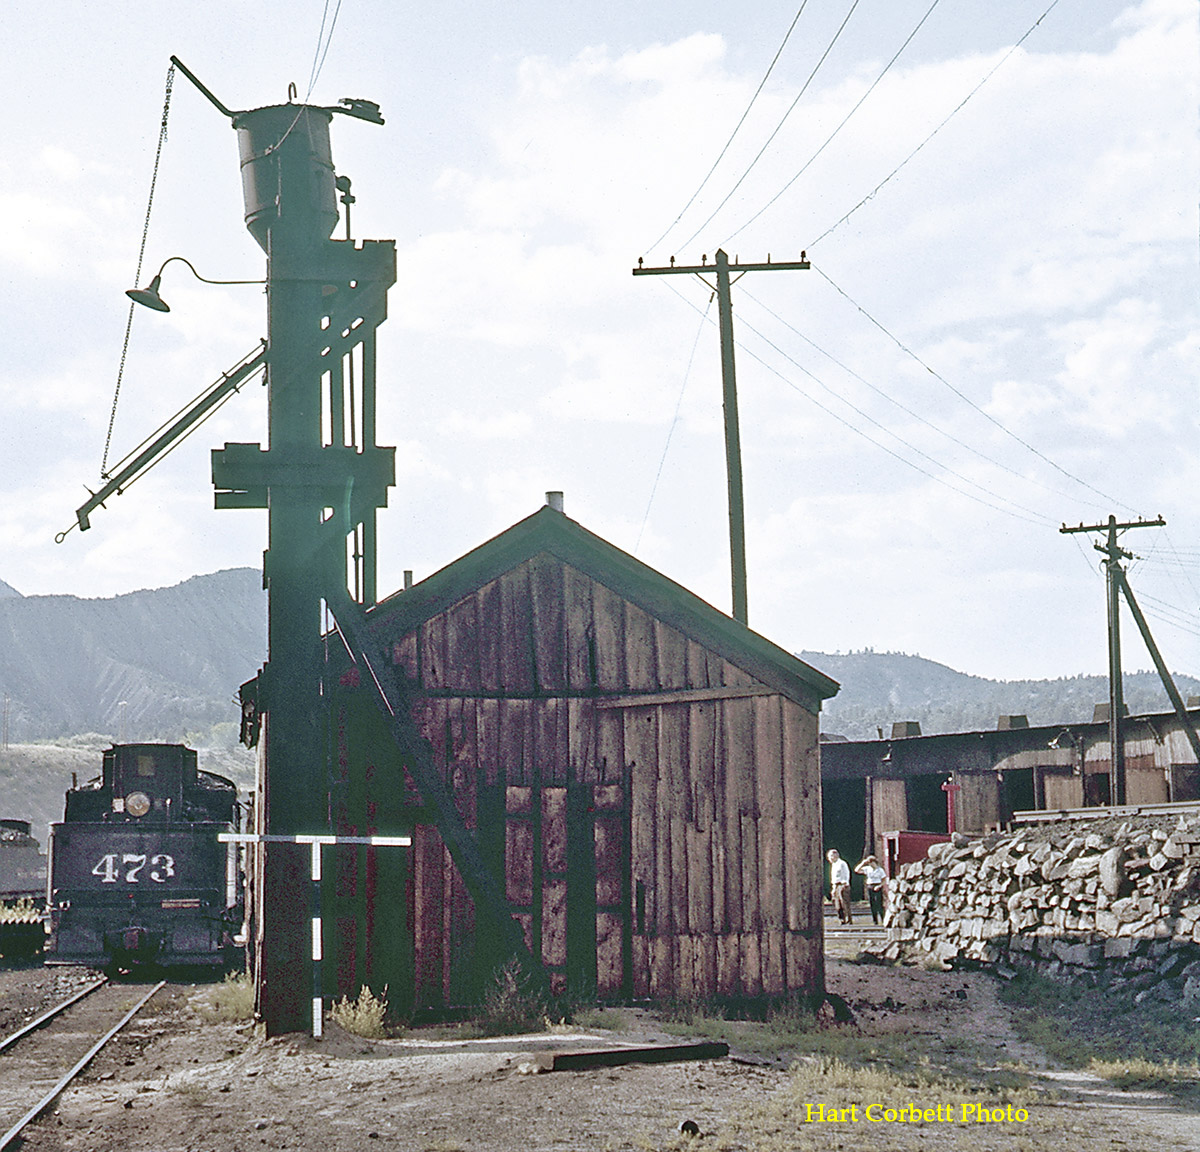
[479,957,549,1035]
[330,985,389,1039]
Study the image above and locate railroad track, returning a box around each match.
[0,977,165,1150]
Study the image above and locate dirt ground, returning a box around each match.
[4,959,1200,1152]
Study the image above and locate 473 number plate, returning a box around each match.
[91,853,176,884]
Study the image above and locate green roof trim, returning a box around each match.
[369,506,839,711]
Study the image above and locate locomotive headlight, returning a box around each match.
[125,791,152,818]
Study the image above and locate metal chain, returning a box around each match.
[101,63,175,479]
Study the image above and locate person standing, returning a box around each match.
[827,848,852,924]
[855,854,888,925]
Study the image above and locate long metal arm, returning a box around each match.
[64,344,266,537]
[169,56,236,119]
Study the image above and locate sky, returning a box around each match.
[1,0,1197,684]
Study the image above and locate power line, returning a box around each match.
[660,280,1055,528]
[725,0,943,246]
[740,286,1110,516]
[814,265,1131,512]
[807,0,1064,251]
[634,295,714,553]
[645,2,811,258]
[676,0,865,254]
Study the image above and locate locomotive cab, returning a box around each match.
[48,743,242,971]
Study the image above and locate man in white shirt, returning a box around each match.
[826,848,852,924]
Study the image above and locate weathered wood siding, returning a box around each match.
[345,553,824,1005]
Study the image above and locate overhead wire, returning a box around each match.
[807,0,1064,251]
[101,62,175,481]
[724,0,943,247]
[676,0,865,254]
[634,295,714,553]
[813,265,1133,513]
[660,280,1055,528]
[740,285,1111,515]
[644,2,811,259]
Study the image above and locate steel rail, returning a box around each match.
[0,980,166,1151]
[0,976,108,1054]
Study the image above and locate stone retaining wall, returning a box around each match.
[877,813,1200,1000]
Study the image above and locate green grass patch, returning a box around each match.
[194,972,255,1023]
[1000,968,1200,1068]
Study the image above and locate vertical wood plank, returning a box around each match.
[445,595,481,691]
[624,603,659,690]
[762,930,785,996]
[595,911,624,996]
[754,695,785,932]
[720,658,755,689]
[413,824,444,1008]
[596,708,625,786]
[529,552,567,691]
[568,698,597,785]
[626,706,656,998]
[659,703,688,935]
[740,931,762,997]
[499,564,536,692]
[685,639,711,691]
[420,613,447,690]
[534,698,560,787]
[650,936,674,999]
[716,934,738,998]
[562,563,595,691]
[392,633,419,682]
[722,698,757,934]
[499,698,532,786]
[590,580,626,691]
[697,934,717,999]
[476,698,500,788]
[688,700,715,936]
[504,787,535,907]
[476,579,502,692]
[654,620,688,690]
[781,699,823,995]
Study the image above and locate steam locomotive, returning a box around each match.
[0,819,47,958]
[46,743,244,970]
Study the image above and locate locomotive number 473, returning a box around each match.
[91,853,177,884]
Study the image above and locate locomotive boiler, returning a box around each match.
[47,743,243,970]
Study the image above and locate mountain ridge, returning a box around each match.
[801,649,1200,741]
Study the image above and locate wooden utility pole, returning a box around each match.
[634,249,809,624]
[1058,514,1200,806]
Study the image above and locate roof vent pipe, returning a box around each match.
[546,491,564,512]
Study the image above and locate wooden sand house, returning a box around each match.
[325,503,839,1012]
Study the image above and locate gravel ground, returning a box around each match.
[2,958,1199,1152]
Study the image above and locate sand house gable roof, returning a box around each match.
[368,505,839,713]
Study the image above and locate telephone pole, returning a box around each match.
[634,248,809,624]
[1058,514,1200,805]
